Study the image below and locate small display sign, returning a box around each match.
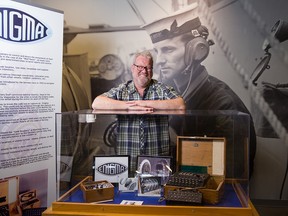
[93,155,130,183]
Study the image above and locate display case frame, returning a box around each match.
[46,109,257,215]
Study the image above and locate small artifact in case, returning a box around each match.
[138,176,162,197]
[166,136,226,204]
[166,172,210,188]
[19,189,41,210]
[81,179,114,203]
[165,189,202,205]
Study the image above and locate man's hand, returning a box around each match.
[125,98,185,110]
[126,101,154,113]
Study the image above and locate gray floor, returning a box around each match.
[252,199,288,216]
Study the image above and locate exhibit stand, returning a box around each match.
[0,1,63,214]
[43,110,259,216]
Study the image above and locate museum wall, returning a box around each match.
[29,0,288,200]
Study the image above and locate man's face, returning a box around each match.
[153,35,187,81]
[131,55,153,88]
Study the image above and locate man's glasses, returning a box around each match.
[133,64,152,72]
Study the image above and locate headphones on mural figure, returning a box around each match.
[184,25,214,67]
[181,26,214,100]
[184,36,210,66]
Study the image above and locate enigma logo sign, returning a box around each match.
[0,8,48,42]
[97,163,127,176]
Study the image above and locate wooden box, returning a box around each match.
[0,176,20,215]
[80,179,114,203]
[165,136,226,204]
[0,180,9,207]
[19,189,41,210]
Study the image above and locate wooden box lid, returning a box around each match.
[176,136,226,176]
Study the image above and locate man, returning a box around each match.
[143,4,256,178]
[92,50,185,172]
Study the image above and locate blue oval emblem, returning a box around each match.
[97,163,127,176]
[0,8,48,42]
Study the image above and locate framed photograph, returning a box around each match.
[93,155,130,183]
[138,176,162,197]
[137,155,172,185]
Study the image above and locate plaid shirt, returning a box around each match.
[103,79,180,171]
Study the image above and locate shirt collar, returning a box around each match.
[127,79,157,94]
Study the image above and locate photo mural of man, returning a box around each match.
[59,2,255,179]
[92,50,185,172]
[90,54,131,99]
[142,3,257,178]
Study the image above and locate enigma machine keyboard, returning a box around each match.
[166,172,210,188]
[165,189,203,205]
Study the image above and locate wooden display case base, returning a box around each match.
[43,202,259,216]
[43,177,259,216]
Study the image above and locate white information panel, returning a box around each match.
[0,0,63,212]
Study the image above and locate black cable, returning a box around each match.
[103,121,118,149]
[279,149,288,199]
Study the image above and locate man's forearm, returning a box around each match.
[92,95,128,110]
[138,97,186,110]
[92,95,186,110]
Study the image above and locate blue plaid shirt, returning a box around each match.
[103,79,180,172]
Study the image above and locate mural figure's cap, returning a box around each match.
[142,3,202,43]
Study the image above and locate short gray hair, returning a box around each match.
[133,50,153,65]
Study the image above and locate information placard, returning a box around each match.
[0,0,63,212]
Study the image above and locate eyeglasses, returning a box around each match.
[133,64,153,72]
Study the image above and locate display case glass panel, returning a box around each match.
[55,110,250,208]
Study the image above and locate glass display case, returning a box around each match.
[44,110,256,216]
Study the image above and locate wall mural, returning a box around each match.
[58,0,288,199]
